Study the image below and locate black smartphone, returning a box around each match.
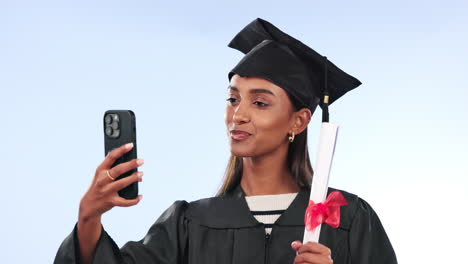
[103,110,138,199]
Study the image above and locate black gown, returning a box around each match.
[54,185,397,264]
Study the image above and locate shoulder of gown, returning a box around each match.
[53,200,190,264]
[324,187,398,264]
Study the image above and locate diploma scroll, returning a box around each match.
[303,123,339,243]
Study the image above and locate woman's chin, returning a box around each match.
[229,145,255,157]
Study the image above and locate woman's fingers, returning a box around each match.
[294,252,332,264]
[108,171,143,192]
[95,142,142,187]
[291,240,302,251]
[113,195,143,207]
[297,241,331,255]
[108,158,144,180]
[291,241,333,264]
[98,142,134,171]
[80,145,143,221]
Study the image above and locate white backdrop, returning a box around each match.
[1,0,467,263]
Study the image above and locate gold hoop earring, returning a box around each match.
[288,131,295,143]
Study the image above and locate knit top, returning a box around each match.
[245,192,299,234]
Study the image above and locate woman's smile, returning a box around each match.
[230,130,252,141]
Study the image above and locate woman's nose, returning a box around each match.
[232,103,250,124]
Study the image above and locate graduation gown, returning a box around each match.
[54,186,397,264]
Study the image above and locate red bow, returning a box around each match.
[304,191,348,231]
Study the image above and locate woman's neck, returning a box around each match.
[240,144,300,196]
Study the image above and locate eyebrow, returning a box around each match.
[227,85,276,96]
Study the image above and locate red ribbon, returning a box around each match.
[304,191,348,231]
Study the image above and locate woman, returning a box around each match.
[54,18,397,264]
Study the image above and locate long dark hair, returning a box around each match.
[216,97,315,196]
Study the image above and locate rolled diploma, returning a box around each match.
[303,122,339,243]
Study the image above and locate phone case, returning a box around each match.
[103,110,138,199]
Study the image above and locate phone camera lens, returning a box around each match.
[105,115,113,124]
[111,121,119,129]
[105,127,113,136]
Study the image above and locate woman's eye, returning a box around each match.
[253,101,268,107]
[226,97,237,103]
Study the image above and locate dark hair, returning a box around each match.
[216,96,314,196]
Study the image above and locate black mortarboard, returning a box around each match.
[228,18,362,122]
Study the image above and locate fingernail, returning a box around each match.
[291,241,298,247]
[138,195,143,200]
[125,143,134,149]
[138,172,144,181]
[137,159,144,165]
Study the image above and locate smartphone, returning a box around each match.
[103,110,138,199]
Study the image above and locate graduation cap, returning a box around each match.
[228,18,362,122]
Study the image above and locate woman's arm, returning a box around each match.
[59,143,143,264]
[76,215,102,264]
[54,200,189,264]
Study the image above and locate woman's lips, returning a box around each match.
[230,130,251,141]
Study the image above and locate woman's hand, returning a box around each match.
[291,240,333,264]
[77,142,144,264]
[79,142,144,221]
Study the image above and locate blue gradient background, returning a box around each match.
[1,0,467,263]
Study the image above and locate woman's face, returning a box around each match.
[225,74,297,157]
